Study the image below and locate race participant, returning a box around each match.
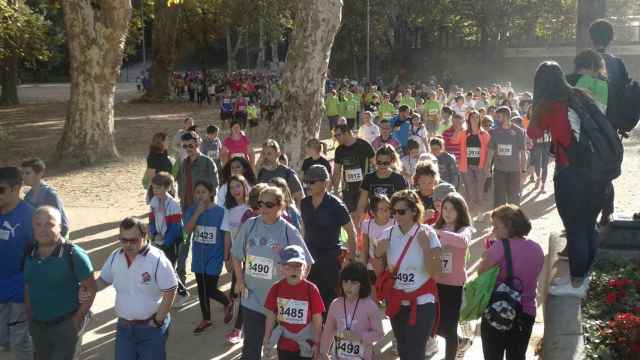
[318,262,384,360]
[0,167,35,360]
[221,120,255,166]
[144,132,175,202]
[233,94,248,129]
[371,119,401,151]
[414,161,441,224]
[355,144,408,227]
[374,190,442,360]
[21,158,70,238]
[94,217,178,360]
[216,156,257,207]
[172,117,195,160]
[183,180,233,333]
[256,139,305,208]
[442,113,465,163]
[200,125,223,172]
[378,93,397,121]
[451,95,468,118]
[24,206,95,360]
[429,137,460,188]
[433,194,474,360]
[485,107,526,207]
[456,110,491,214]
[401,139,431,185]
[389,105,412,151]
[231,186,313,360]
[262,245,324,359]
[269,177,303,231]
[360,194,393,281]
[220,90,234,126]
[333,124,376,214]
[357,111,380,144]
[324,90,341,131]
[408,113,429,155]
[301,165,357,311]
[301,138,332,189]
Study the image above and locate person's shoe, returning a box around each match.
[193,320,212,335]
[173,291,190,308]
[456,337,473,358]
[550,274,570,286]
[425,337,439,358]
[548,280,587,298]
[224,300,234,324]
[225,328,243,344]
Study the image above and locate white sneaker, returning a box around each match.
[173,291,190,308]
[425,337,438,358]
[548,280,587,298]
[550,274,570,286]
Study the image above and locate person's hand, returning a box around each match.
[78,286,91,304]
[224,259,233,274]
[148,314,164,328]
[262,341,276,359]
[72,312,84,332]
[234,278,245,297]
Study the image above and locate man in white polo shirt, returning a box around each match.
[92,217,177,360]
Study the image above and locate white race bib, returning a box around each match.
[441,251,453,274]
[246,256,274,280]
[0,229,9,241]
[467,147,481,159]
[336,338,362,359]
[277,298,308,325]
[497,144,513,157]
[207,150,219,160]
[344,168,363,183]
[394,271,416,290]
[193,225,217,244]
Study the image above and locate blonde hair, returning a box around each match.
[259,185,285,208]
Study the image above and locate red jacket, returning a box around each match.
[386,278,439,332]
[526,101,573,167]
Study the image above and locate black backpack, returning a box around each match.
[601,53,640,133]
[483,239,523,332]
[566,91,623,185]
[618,80,640,133]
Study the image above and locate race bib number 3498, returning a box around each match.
[277,298,308,325]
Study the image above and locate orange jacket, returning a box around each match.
[456,130,491,172]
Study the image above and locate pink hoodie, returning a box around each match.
[435,225,473,286]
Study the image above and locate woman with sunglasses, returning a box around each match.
[231,186,314,360]
[375,190,442,360]
[216,156,257,207]
[354,144,408,228]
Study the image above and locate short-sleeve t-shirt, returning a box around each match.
[221,204,251,242]
[489,126,525,172]
[146,151,173,174]
[264,279,325,352]
[486,238,544,316]
[184,205,227,276]
[223,134,251,160]
[301,193,351,256]
[301,157,332,179]
[466,134,482,166]
[258,165,304,196]
[24,243,93,321]
[335,139,375,197]
[361,218,393,270]
[0,201,34,303]
[360,172,408,209]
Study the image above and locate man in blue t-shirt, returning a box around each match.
[0,167,35,359]
[389,105,412,151]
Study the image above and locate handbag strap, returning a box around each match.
[502,239,514,286]
[391,225,421,275]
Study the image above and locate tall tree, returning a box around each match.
[57,0,132,163]
[145,0,181,100]
[269,0,343,168]
[576,0,606,50]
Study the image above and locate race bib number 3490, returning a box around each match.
[246,256,274,280]
[277,298,308,325]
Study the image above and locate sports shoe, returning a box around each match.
[223,300,234,324]
[548,280,587,298]
[425,337,438,358]
[173,291,190,309]
[225,328,242,344]
[193,320,212,335]
[551,274,570,286]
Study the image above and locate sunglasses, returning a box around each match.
[393,208,409,215]
[119,236,140,245]
[257,201,277,209]
[182,143,197,149]
[376,161,391,166]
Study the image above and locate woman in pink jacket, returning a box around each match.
[456,110,490,214]
[433,193,474,360]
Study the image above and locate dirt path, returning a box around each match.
[2,86,639,359]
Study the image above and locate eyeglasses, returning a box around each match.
[376,161,391,166]
[119,236,140,245]
[393,208,409,215]
[257,201,277,209]
[182,143,197,149]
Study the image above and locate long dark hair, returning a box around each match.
[338,261,372,298]
[224,175,250,209]
[220,156,256,185]
[531,61,573,128]
[149,132,168,154]
[434,193,472,232]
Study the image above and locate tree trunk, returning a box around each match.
[271,40,279,64]
[257,19,266,69]
[226,28,243,72]
[576,0,607,50]
[146,0,180,100]
[57,0,132,164]
[0,55,19,106]
[269,0,343,170]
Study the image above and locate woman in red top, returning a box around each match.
[221,120,255,167]
[527,61,605,298]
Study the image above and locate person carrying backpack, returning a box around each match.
[528,61,623,298]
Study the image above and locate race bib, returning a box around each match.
[467,147,481,159]
[193,226,217,244]
[0,229,9,241]
[246,256,274,280]
[207,150,219,160]
[428,108,439,115]
[344,168,363,183]
[277,298,308,325]
[394,272,416,290]
[497,144,513,157]
[441,252,453,274]
[336,338,362,359]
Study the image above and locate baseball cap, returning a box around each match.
[279,245,307,265]
[433,182,457,203]
[304,165,329,183]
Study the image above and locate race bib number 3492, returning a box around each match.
[277,298,308,325]
[246,256,273,280]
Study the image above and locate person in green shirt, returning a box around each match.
[378,93,397,120]
[246,102,259,128]
[399,88,417,110]
[325,90,340,129]
[344,96,360,130]
[568,49,608,112]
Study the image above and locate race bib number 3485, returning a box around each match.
[277,298,308,325]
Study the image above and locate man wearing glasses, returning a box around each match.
[92,217,177,360]
[0,167,34,360]
[176,130,218,289]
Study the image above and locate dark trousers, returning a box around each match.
[493,170,521,207]
[161,244,188,296]
[554,166,603,278]
[30,316,79,360]
[307,250,340,313]
[480,313,535,360]
[437,284,463,360]
[230,271,244,330]
[277,349,311,360]
[242,306,266,360]
[194,273,229,321]
[390,303,436,360]
[600,182,614,225]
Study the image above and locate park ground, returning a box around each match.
[1,83,639,359]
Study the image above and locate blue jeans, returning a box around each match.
[554,165,603,278]
[115,316,170,360]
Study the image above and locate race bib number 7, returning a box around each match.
[246,256,274,280]
[344,168,363,183]
[441,252,453,274]
[277,298,308,325]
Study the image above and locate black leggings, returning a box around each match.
[390,303,436,360]
[195,273,229,321]
[161,243,187,296]
[437,284,463,360]
[481,313,535,360]
[230,271,244,330]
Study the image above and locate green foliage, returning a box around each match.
[0,0,51,64]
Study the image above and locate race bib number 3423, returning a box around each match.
[194,226,217,244]
[277,298,309,325]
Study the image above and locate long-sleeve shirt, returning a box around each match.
[319,297,383,360]
[527,100,573,167]
[148,195,183,247]
[25,182,70,238]
[435,225,473,286]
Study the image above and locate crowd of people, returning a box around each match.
[0,18,633,360]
